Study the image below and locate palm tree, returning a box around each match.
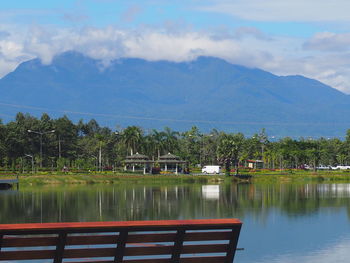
[163,127,179,154]
[142,134,157,160]
[122,126,143,155]
[148,129,166,159]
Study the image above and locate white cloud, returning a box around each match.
[259,53,350,94]
[124,30,242,62]
[0,31,10,39]
[0,58,21,77]
[0,40,23,59]
[304,32,350,52]
[199,0,350,22]
[234,27,272,41]
[0,24,350,94]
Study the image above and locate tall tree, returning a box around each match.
[163,127,179,154]
[122,126,143,155]
[0,119,5,165]
[217,133,244,175]
[149,129,166,159]
[53,115,78,159]
[180,126,201,165]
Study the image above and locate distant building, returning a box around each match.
[158,153,186,174]
[124,153,153,174]
[247,159,264,169]
[123,152,187,174]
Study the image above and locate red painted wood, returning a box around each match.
[66,258,226,263]
[127,231,232,243]
[2,236,57,247]
[0,219,242,262]
[0,250,55,260]
[0,219,242,232]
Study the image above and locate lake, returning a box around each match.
[1,181,350,263]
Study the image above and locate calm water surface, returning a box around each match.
[1,182,350,263]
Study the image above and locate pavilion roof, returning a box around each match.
[125,152,150,160]
[159,153,180,160]
[158,153,186,163]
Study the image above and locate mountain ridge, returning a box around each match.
[1,51,349,137]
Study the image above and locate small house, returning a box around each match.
[247,159,264,169]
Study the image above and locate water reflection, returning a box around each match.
[2,183,350,223]
[2,182,350,263]
[202,185,220,200]
[254,237,350,263]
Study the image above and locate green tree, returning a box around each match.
[53,115,78,160]
[122,126,143,155]
[0,119,5,165]
[201,131,219,165]
[217,133,244,175]
[162,127,179,154]
[179,126,201,165]
[149,129,166,159]
[5,113,40,168]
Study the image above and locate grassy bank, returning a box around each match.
[251,173,350,183]
[1,170,350,185]
[250,169,350,183]
[0,173,230,185]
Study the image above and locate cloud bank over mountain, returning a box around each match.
[1,1,350,94]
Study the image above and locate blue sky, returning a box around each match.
[1,0,350,93]
[0,0,326,36]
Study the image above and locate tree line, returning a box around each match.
[1,112,350,172]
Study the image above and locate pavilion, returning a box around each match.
[124,153,153,174]
[158,153,186,174]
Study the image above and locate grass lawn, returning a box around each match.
[1,169,350,185]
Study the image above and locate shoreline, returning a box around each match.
[2,170,350,185]
[1,173,229,185]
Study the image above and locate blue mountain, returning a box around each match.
[1,51,349,137]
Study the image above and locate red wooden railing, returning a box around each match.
[0,218,242,263]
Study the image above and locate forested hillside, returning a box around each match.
[1,52,350,137]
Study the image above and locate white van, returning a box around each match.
[202,165,221,174]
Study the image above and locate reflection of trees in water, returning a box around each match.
[236,183,350,218]
[2,183,350,224]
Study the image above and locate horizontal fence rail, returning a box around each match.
[0,219,242,263]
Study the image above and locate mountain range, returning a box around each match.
[1,51,350,138]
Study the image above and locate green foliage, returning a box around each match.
[2,113,350,172]
[122,126,143,156]
[217,133,245,175]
